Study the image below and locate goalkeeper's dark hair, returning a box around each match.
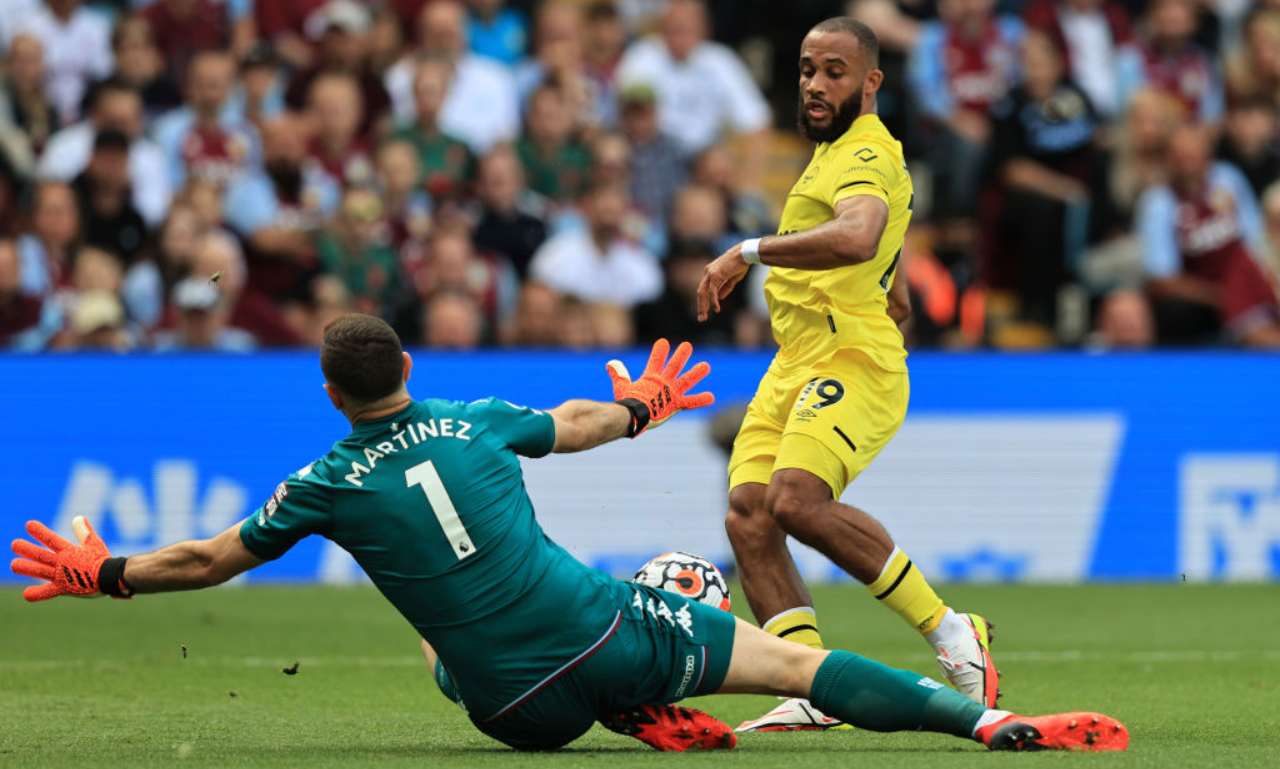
[811,16,879,67]
[321,314,405,403]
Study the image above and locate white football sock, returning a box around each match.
[972,709,1013,736]
[924,607,971,650]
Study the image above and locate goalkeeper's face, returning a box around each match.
[797,30,876,143]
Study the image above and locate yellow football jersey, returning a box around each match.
[766,113,913,372]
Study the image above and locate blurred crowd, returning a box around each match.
[0,0,1277,352]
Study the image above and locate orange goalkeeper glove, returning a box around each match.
[10,516,132,602]
[607,338,715,437]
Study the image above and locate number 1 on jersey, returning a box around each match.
[406,460,476,560]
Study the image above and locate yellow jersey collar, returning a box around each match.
[823,113,883,149]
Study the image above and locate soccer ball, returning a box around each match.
[633,551,731,611]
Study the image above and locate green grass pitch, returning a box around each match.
[2,584,1278,768]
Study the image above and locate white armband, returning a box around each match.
[740,238,763,265]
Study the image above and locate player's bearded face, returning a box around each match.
[797,80,862,143]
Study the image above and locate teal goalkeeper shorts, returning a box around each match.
[433,581,738,750]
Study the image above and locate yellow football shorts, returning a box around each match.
[728,348,909,499]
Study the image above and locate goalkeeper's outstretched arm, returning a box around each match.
[122,524,262,593]
[548,400,635,453]
[549,339,715,453]
[9,516,261,602]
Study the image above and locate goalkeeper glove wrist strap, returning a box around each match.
[617,398,651,438]
[98,557,133,597]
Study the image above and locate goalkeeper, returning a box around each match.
[10,315,1126,754]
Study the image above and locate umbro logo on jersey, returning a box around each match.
[853,147,878,162]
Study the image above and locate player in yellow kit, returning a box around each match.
[697,17,1000,732]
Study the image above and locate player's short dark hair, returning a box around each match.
[321,314,405,403]
[811,17,879,67]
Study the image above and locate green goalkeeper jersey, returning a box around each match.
[239,397,622,719]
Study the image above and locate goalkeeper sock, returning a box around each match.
[808,650,988,738]
[763,606,824,650]
[866,547,948,635]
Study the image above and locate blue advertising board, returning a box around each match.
[2,351,1277,583]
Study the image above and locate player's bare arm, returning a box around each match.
[696,195,890,319]
[121,523,262,593]
[10,516,261,601]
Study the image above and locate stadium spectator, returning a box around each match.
[467,0,528,66]
[284,0,392,141]
[188,228,302,347]
[37,79,172,226]
[515,2,580,104]
[619,83,685,222]
[635,238,739,346]
[582,1,628,127]
[232,44,290,129]
[235,45,288,129]
[1266,183,1280,269]
[1216,97,1280,199]
[1103,88,1181,231]
[16,181,79,299]
[590,301,635,347]
[616,0,771,157]
[386,0,520,153]
[987,30,1105,328]
[366,6,406,76]
[375,140,433,252]
[691,145,773,238]
[1022,0,1133,117]
[69,245,121,302]
[668,183,735,254]
[254,0,327,71]
[529,180,661,306]
[13,0,113,124]
[0,237,47,349]
[1135,125,1280,347]
[555,295,598,349]
[470,144,548,278]
[0,34,58,177]
[391,58,475,200]
[617,0,670,34]
[72,129,147,264]
[422,289,484,348]
[1116,0,1222,122]
[139,0,233,85]
[151,51,257,190]
[410,226,516,329]
[305,72,374,187]
[222,113,339,300]
[1094,289,1156,348]
[109,15,182,120]
[516,84,591,201]
[154,275,257,351]
[1223,8,1280,110]
[501,279,561,346]
[155,202,202,282]
[64,289,131,351]
[588,132,632,190]
[306,273,355,346]
[0,0,40,46]
[315,186,400,317]
[514,1,603,133]
[908,0,1022,224]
